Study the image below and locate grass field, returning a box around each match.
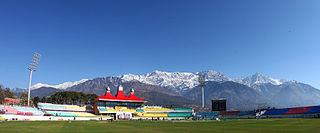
[0,119,319,133]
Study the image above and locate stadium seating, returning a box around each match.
[262,108,290,115]
[261,106,320,116]
[37,103,96,117]
[0,105,45,116]
[173,108,193,113]
[174,108,192,111]
[14,106,44,116]
[46,111,78,117]
[141,113,168,117]
[0,105,18,114]
[168,113,192,117]
[98,107,107,112]
[65,106,86,110]
[105,108,117,112]
[0,107,5,114]
[38,103,93,112]
[98,107,136,113]
[71,112,97,117]
[96,105,193,118]
[219,111,240,116]
[136,109,144,112]
[143,108,171,111]
[38,103,66,109]
[284,107,312,115]
[304,106,320,114]
[238,111,256,116]
[195,112,220,117]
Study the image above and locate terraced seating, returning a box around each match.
[14,106,44,116]
[136,109,144,112]
[174,108,192,111]
[219,111,240,116]
[100,108,136,112]
[71,112,96,117]
[143,108,171,111]
[17,111,24,115]
[304,106,320,114]
[38,103,66,109]
[46,111,77,117]
[65,106,86,110]
[25,112,33,116]
[284,107,312,115]
[38,103,92,112]
[122,109,136,112]
[262,106,316,116]
[262,108,290,115]
[238,111,256,116]
[0,105,45,116]
[168,113,192,117]
[0,107,5,114]
[195,112,220,117]
[105,108,117,112]
[98,107,107,112]
[142,113,168,117]
[0,105,18,114]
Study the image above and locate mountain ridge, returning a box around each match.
[235,73,287,88]
[30,79,89,90]
[12,70,320,110]
[28,70,298,92]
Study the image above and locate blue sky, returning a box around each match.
[1,0,320,89]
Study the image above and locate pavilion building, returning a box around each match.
[94,85,193,120]
[93,85,146,119]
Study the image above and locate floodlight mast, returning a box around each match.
[199,74,206,108]
[27,52,41,107]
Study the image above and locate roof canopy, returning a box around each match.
[94,85,146,103]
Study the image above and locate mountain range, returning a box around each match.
[10,70,320,110]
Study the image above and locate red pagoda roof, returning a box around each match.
[94,85,146,103]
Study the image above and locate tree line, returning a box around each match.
[33,91,98,107]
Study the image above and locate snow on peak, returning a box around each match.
[235,73,284,87]
[196,70,232,82]
[31,79,89,90]
[120,70,232,91]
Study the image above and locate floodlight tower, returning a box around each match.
[27,52,41,106]
[198,74,206,108]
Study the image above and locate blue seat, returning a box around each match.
[239,111,255,116]
[304,106,320,114]
[263,109,289,115]
[195,112,220,117]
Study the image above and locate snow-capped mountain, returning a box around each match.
[20,70,320,109]
[120,70,232,91]
[196,70,232,82]
[31,79,89,90]
[28,71,292,93]
[235,73,287,87]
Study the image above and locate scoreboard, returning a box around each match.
[212,99,226,111]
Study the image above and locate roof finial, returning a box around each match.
[106,86,110,92]
[130,88,135,94]
[118,84,123,91]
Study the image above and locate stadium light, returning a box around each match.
[27,52,41,107]
[199,74,206,108]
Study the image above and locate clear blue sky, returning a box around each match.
[1,0,320,89]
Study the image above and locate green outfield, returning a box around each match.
[0,119,319,133]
